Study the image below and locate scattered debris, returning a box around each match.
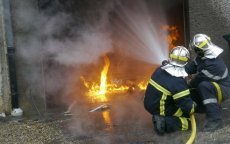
[89,104,111,112]
[63,101,77,116]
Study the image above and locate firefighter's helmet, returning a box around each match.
[190,34,211,50]
[169,46,190,67]
[189,34,211,57]
[190,34,223,58]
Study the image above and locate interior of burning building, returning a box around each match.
[0,0,190,142]
[34,0,187,114]
[0,2,187,139]
[1,0,229,143]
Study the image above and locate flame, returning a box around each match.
[80,55,148,103]
[137,81,148,90]
[88,55,110,102]
[162,25,179,49]
[80,26,179,103]
[80,26,178,102]
[99,55,110,97]
[80,55,111,102]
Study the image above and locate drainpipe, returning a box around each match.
[223,34,230,49]
[3,0,22,116]
[183,0,190,47]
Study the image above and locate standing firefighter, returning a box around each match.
[185,34,230,132]
[144,46,196,135]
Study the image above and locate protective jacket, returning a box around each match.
[144,66,195,132]
[186,57,229,85]
[144,66,195,116]
[185,56,230,102]
[185,56,230,121]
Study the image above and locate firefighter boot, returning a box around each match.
[203,119,223,132]
[152,115,166,135]
[202,102,223,132]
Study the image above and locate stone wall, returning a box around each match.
[189,0,230,67]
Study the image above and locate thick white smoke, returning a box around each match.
[14,2,113,66]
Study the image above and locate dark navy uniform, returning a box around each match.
[185,56,230,121]
[144,66,195,132]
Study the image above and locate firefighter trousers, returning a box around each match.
[190,81,222,121]
[164,115,191,133]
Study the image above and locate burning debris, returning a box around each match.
[80,54,148,103]
[89,104,111,112]
[64,101,77,116]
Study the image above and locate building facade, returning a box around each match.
[0,0,230,116]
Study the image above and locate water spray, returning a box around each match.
[112,0,170,65]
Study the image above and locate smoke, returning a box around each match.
[13,0,116,143]
[14,2,113,66]
[45,32,112,65]
[66,94,152,144]
[13,0,169,143]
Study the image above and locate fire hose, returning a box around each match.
[186,114,196,144]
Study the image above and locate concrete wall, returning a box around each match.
[0,0,12,114]
[189,0,230,67]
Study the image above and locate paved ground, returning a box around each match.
[1,97,230,144]
[0,114,230,144]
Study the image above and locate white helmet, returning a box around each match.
[169,46,190,67]
[190,34,223,59]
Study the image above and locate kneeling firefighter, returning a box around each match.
[144,46,196,135]
[185,34,230,132]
